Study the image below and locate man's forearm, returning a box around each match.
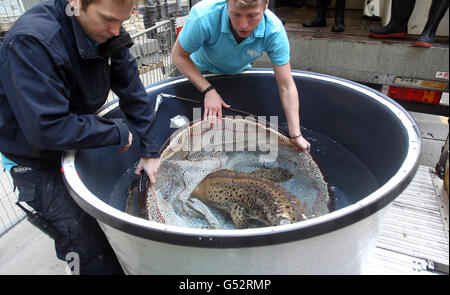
[172,41,211,93]
[279,87,301,137]
[273,63,302,137]
[179,58,211,93]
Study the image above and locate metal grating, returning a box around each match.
[106,19,177,103]
[0,161,25,237]
[0,0,24,44]
[364,166,449,274]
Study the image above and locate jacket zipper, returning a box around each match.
[104,57,111,100]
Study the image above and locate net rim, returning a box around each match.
[158,117,294,161]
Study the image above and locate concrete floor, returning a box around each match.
[0,214,66,275]
[412,110,449,168]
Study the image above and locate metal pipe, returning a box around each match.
[130,19,171,39]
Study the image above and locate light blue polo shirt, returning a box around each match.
[178,0,290,75]
[1,153,17,172]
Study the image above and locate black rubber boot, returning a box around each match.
[369,0,416,38]
[414,0,449,47]
[303,0,329,27]
[269,0,286,26]
[332,0,345,32]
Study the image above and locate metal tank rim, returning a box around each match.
[62,69,422,248]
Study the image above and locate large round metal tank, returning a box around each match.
[62,69,421,274]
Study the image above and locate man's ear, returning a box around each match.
[265,0,269,9]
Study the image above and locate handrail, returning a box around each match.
[130,19,173,39]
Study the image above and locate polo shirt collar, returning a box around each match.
[254,12,266,38]
[221,4,266,40]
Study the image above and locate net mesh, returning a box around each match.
[125,117,333,229]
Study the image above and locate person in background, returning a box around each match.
[303,0,345,32]
[0,0,160,274]
[172,0,311,153]
[369,0,449,48]
[268,0,286,25]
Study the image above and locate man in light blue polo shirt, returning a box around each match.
[172,0,310,152]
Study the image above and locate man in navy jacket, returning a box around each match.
[0,0,159,274]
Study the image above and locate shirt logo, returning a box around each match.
[246,49,262,57]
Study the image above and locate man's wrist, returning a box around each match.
[289,133,303,139]
[201,85,215,97]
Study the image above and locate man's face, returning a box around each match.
[228,1,268,39]
[70,0,132,43]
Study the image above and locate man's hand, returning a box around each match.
[203,90,230,126]
[134,157,160,184]
[290,135,311,153]
[118,131,133,154]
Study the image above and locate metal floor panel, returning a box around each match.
[363,247,438,275]
[364,166,449,275]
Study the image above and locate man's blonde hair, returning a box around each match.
[228,0,269,9]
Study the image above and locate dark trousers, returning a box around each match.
[10,165,124,275]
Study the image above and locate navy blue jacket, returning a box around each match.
[0,0,158,163]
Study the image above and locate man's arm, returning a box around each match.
[273,62,311,152]
[110,46,161,183]
[1,35,130,151]
[172,39,230,125]
[172,39,211,94]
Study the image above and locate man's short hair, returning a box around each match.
[80,0,140,11]
[228,0,269,8]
